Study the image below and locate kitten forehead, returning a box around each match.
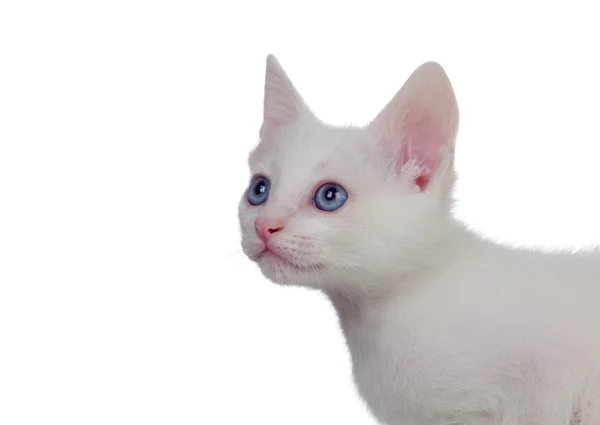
[248,118,371,179]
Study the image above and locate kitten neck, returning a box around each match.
[326,216,478,326]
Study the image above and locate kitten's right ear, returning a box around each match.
[260,54,308,141]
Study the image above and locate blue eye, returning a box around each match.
[247,176,270,206]
[313,183,348,212]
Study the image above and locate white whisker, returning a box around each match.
[224,249,244,261]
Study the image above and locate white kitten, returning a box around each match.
[238,55,600,425]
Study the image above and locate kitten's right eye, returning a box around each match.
[247,176,270,206]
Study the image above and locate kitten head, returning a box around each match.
[238,55,459,294]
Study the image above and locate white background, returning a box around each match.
[1,1,599,424]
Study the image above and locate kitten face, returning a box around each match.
[239,55,459,292]
[239,121,437,290]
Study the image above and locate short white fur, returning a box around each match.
[238,54,600,425]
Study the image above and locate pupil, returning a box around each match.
[326,188,336,201]
[254,182,265,196]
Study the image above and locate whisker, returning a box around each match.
[331,258,375,298]
[224,249,244,261]
[312,263,323,291]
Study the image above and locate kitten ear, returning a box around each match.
[368,62,459,190]
[259,54,309,141]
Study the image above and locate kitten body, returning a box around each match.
[238,55,600,425]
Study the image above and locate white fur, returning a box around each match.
[238,55,600,425]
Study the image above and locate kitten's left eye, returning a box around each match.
[313,183,348,212]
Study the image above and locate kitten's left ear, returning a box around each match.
[260,54,310,141]
[368,62,459,191]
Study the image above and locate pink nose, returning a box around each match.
[254,217,285,242]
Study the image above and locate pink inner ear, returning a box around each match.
[400,114,444,190]
[369,61,458,192]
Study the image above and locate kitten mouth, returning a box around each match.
[257,248,322,272]
[258,249,296,268]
